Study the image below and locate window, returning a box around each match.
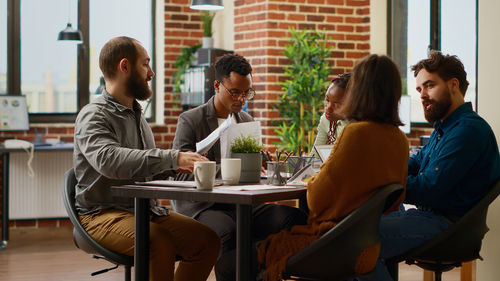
[89,0,154,118]
[3,0,155,122]
[390,0,477,124]
[0,0,6,93]
[21,0,78,113]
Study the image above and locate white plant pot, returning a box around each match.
[202,37,213,49]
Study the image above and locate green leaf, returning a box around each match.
[274,28,333,154]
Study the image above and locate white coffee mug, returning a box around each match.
[221,158,241,185]
[193,161,216,191]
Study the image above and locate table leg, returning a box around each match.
[135,197,149,281]
[1,153,10,250]
[236,204,252,281]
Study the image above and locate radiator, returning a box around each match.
[8,150,73,219]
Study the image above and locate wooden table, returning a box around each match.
[110,183,306,281]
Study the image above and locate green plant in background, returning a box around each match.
[231,135,263,154]
[171,44,201,104]
[201,11,215,37]
[274,28,332,154]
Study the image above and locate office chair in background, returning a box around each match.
[387,179,500,281]
[62,168,133,281]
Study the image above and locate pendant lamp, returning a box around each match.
[57,0,82,41]
[190,0,224,10]
[58,23,82,41]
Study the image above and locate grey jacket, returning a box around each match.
[172,96,253,217]
[74,92,179,216]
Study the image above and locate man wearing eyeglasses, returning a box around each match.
[172,53,307,281]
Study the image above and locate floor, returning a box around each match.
[0,226,461,281]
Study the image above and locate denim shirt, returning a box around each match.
[406,102,500,217]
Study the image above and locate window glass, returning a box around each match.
[20,0,78,113]
[0,0,8,93]
[441,0,477,109]
[89,0,153,117]
[406,0,431,123]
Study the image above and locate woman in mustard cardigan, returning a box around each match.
[257,55,409,281]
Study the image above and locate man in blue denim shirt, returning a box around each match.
[359,51,500,281]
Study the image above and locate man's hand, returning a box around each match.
[177,151,209,173]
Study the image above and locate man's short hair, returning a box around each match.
[411,50,469,96]
[214,54,252,81]
[99,36,139,79]
[341,54,403,126]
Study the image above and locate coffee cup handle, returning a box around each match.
[194,166,201,184]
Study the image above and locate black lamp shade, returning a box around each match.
[190,0,224,10]
[57,23,83,41]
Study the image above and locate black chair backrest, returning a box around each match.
[61,168,133,266]
[403,179,500,263]
[284,183,404,281]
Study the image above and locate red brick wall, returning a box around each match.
[233,0,371,146]
[162,0,205,148]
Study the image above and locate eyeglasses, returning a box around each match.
[218,81,255,101]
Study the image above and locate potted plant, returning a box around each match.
[171,44,201,105]
[230,135,263,183]
[274,28,332,154]
[201,11,215,48]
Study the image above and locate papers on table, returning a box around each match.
[196,116,232,154]
[136,180,197,188]
[216,185,297,191]
[195,114,262,156]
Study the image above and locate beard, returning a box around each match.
[126,68,153,101]
[423,88,452,124]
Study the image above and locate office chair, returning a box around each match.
[387,179,500,281]
[278,183,404,281]
[62,168,133,281]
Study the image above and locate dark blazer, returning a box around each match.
[172,96,254,217]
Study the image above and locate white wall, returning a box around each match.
[371,1,500,279]
[155,0,165,124]
[370,0,387,55]
[213,0,235,50]
[477,0,500,279]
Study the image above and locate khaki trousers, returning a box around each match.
[80,209,220,281]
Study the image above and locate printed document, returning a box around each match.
[220,121,262,157]
[196,116,232,154]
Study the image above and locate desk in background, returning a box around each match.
[111,183,306,281]
[0,143,74,249]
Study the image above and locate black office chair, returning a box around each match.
[62,168,133,281]
[387,179,500,281]
[278,183,404,281]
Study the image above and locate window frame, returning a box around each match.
[5,0,156,123]
[388,0,479,127]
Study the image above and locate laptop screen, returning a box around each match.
[314,144,333,163]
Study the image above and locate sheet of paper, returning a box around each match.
[196,115,232,154]
[220,121,262,158]
[137,180,197,188]
[216,185,297,191]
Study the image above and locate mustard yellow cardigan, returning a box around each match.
[258,121,409,281]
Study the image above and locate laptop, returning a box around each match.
[313,144,333,163]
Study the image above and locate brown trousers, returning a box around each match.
[80,209,220,281]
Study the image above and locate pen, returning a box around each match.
[266,151,272,162]
[261,150,269,162]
